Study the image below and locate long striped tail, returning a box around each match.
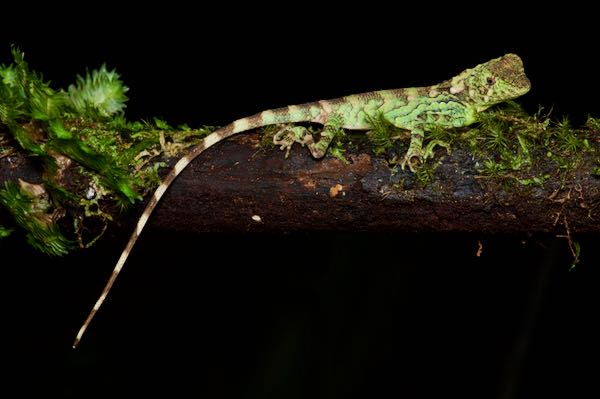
[72,104,322,348]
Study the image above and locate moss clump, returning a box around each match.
[0,180,73,255]
[0,47,212,255]
[364,112,407,156]
[4,47,600,255]
[468,103,595,186]
[356,100,598,189]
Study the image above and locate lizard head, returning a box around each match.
[449,54,531,112]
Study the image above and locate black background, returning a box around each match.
[2,7,599,398]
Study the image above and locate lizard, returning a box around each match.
[72,53,531,347]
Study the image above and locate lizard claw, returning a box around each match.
[401,141,451,172]
[400,149,423,172]
[273,126,312,158]
[273,127,295,158]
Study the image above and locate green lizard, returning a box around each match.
[73,53,530,347]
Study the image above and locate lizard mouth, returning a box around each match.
[513,73,531,92]
[493,54,531,94]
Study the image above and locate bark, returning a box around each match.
[2,131,600,237]
[145,132,600,235]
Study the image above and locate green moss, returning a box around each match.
[518,175,550,187]
[0,47,210,254]
[365,112,405,156]
[3,47,600,255]
[356,100,597,192]
[553,117,581,154]
[0,180,73,256]
[0,225,13,238]
[414,162,437,187]
[325,116,350,164]
[585,115,600,131]
[67,65,129,119]
[481,159,505,177]
[461,103,595,187]
[259,125,279,149]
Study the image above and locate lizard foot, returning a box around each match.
[400,147,423,172]
[273,126,313,158]
[423,140,451,162]
[401,140,452,172]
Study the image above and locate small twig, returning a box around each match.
[555,216,580,268]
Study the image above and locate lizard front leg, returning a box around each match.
[273,124,338,159]
[400,128,425,172]
[400,129,451,172]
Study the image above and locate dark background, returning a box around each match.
[2,7,599,398]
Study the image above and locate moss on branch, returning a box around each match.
[2,47,600,257]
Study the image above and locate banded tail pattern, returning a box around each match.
[73,103,326,347]
[73,54,531,347]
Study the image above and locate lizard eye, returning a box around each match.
[486,77,495,85]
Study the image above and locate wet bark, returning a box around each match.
[145,132,600,235]
[2,130,600,237]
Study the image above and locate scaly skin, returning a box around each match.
[73,54,531,347]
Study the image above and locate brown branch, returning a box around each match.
[2,130,600,241]
[148,132,600,235]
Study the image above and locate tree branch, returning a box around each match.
[2,130,600,243]
[149,132,600,235]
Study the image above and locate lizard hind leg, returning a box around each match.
[273,124,337,159]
